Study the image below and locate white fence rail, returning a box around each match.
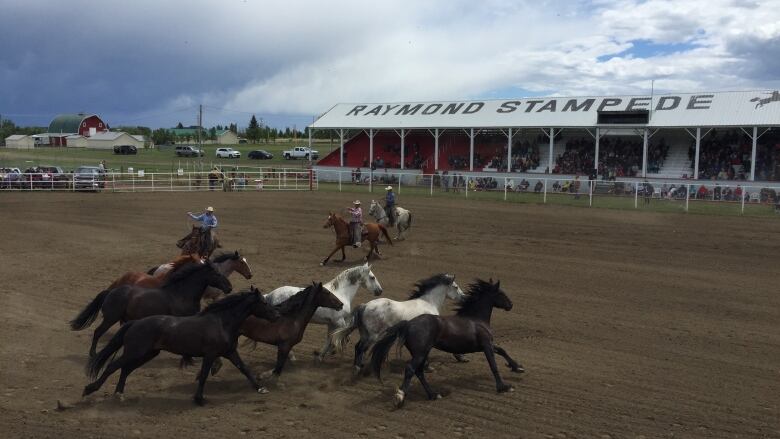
[0,170,316,193]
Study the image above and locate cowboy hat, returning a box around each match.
[385,186,393,191]
[353,200,361,205]
[206,206,214,212]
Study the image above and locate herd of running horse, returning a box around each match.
[69,209,523,408]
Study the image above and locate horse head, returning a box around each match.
[231,250,252,280]
[360,263,383,296]
[313,282,343,311]
[206,262,233,294]
[489,279,512,311]
[445,274,466,301]
[323,212,335,228]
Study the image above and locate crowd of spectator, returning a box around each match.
[695,130,751,180]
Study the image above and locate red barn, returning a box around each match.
[45,113,109,146]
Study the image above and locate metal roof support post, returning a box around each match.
[548,128,554,174]
[694,128,701,180]
[434,129,440,170]
[469,128,475,171]
[750,126,757,181]
[507,128,513,172]
[400,129,405,170]
[339,128,344,167]
[594,127,600,176]
[369,128,374,193]
[642,128,648,178]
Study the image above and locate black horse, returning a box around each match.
[70,261,233,357]
[370,279,523,408]
[84,288,279,405]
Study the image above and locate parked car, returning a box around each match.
[216,147,241,159]
[73,166,107,191]
[283,146,319,160]
[175,145,204,157]
[0,167,22,189]
[114,144,137,155]
[238,138,248,144]
[38,166,70,189]
[248,149,273,160]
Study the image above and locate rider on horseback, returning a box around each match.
[182,206,218,255]
[347,200,363,248]
[384,186,396,226]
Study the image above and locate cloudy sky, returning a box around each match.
[1,0,779,129]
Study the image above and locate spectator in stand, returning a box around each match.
[552,181,561,192]
[534,180,543,193]
[697,184,708,199]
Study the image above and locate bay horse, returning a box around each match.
[70,261,233,357]
[321,212,392,266]
[370,279,524,408]
[83,288,280,405]
[264,263,384,362]
[109,254,202,290]
[177,225,221,258]
[239,282,342,380]
[367,199,412,241]
[331,273,465,373]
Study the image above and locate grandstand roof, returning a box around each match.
[309,90,780,130]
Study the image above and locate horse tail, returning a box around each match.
[369,320,410,381]
[70,288,110,330]
[87,321,134,379]
[331,304,364,353]
[379,224,393,246]
[407,211,412,228]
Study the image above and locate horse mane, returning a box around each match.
[162,261,212,287]
[275,285,315,315]
[408,273,452,300]
[333,265,364,287]
[169,254,200,273]
[211,251,239,263]
[454,279,494,317]
[200,290,257,315]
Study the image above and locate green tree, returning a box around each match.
[176,122,184,129]
[246,115,260,143]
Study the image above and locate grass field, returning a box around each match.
[0,139,341,172]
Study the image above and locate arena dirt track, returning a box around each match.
[1,191,779,438]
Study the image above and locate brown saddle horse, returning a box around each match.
[321,212,392,266]
[177,225,221,259]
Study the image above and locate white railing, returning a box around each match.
[0,169,317,193]
[313,167,780,215]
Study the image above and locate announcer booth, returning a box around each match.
[307,90,780,186]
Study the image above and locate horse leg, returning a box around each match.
[83,355,128,397]
[338,245,346,262]
[194,356,216,405]
[321,246,341,266]
[483,344,513,393]
[493,345,524,373]
[395,352,427,408]
[315,324,336,362]
[414,355,440,400]
[259,344,290,380]
[225,350,268,394]
[89,318,116,358]
[115,350,160,396]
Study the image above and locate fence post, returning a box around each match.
[188,172,192,191]
[170,173,173,191]
[132,172,135,192]
[504,177,507,201]
[589,179,593,207]
[398,173,401,194]
[685,184,690,212]
[339,170,342,192]
[741,186,746,214]
[72,174,76,192]
[429,174,433,196]
[634,183,638,209]
[112,172,116,192]
[151,173,154,191]
[543,178,547,203]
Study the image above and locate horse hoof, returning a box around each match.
[511,365,525,374]
[429,393,442,401]
[497,384,514,393]
[257,387,269,395]
[393,389,405,408]
[319,262,325,267]
[193,396,205,406]
[114,393,125,402]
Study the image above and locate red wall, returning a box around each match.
[79,115,108,136]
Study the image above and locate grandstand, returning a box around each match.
[309,91,780,182]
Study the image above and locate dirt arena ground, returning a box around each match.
[1,191,779,438]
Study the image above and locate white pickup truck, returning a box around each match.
[282,146,319,160]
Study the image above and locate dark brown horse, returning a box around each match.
[321,212,392,266]
[83,288,280,405]
[70,261,233,357]
[177,225,221,258]
[370,279,523,408]
[239,282,343,380]
[109,254,202,290]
